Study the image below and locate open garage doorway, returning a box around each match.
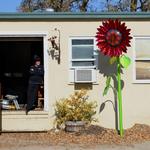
[0,37,44,110]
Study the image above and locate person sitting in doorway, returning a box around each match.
[26,55,44,115]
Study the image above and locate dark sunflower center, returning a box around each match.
[106,29,122,47]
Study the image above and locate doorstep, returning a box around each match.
[2,110,48,116]
[1,110,50,131]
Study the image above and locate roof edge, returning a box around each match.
[0,12,150,20]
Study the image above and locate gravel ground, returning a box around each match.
[0,124,149,150]
[1,142,150,150]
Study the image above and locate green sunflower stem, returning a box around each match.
[117,57,124,137]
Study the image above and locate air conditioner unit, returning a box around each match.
[74,69,96,83]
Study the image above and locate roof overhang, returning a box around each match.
[0,12,150,21]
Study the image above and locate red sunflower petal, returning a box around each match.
[96,19,132,57]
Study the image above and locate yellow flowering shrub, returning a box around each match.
[54,90,97,127]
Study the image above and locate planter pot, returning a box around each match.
[65,121,85,132]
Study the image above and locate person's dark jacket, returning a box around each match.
[29,65,44,84]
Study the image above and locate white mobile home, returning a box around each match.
[0,12,150,131]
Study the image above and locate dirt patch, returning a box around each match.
[0,124,149,147]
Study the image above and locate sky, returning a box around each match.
[0,0,22,12]
[0,0,105,12]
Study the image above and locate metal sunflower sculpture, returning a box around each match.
[96,19,132,137]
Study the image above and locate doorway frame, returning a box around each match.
[0,32,49,111]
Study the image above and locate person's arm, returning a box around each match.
[37,65,44,75]
[29,66,35,75]
[30,65,44,75]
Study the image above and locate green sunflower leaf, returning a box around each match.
[103,76,112,96]
[106,76,111,87]
[120,55,131,69]
[103,86,110,96]
[109,57,117,65]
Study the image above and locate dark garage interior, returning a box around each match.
[0,37,43,106]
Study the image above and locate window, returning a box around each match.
[70,37,97,69]
[134,37,150,83]
[69,37,98,83]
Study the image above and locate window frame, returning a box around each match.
[69,36,97,69]
[133,36,150,83]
